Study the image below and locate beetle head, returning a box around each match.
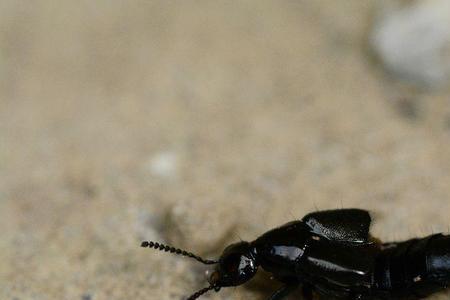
[208,241,258,288]
[141,240,258,300]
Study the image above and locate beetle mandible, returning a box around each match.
[141,209,450,299]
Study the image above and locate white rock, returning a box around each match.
[146,151,179,179]
[371,0,450,88]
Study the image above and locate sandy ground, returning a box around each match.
[1,1,450,300]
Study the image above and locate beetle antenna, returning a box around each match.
[186,285,215,300]
[140,241,218,265]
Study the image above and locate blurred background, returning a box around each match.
[1,1,450,299]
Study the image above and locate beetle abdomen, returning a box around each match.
[374,234,450,299]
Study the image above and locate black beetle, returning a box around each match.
[141,209,450,299]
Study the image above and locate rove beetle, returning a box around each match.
[141,209,450,299]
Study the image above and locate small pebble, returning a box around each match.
[146,151,179,179]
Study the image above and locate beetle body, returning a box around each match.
[142,209,450,299]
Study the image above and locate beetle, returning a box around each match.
[141,209,450,299]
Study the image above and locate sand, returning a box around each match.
[1,1,450,299]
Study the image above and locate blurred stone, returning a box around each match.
[146,151,179,179]
[371,0,450,89]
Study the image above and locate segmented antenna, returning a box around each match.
[141,241,218,265]
[186,285,215,300]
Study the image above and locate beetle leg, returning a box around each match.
[267,284,298,300]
